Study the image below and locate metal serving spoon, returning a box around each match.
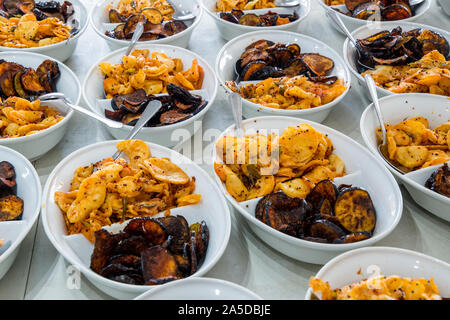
[125,21,144,56]
[38,93,124,129]
[229,92,244,138]
[112,100,162,160]
[274,0,301,7]
[364,74,406,174]
[165,0,196,21]
[326,9,373,71]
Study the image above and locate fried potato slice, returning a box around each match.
[394,146,429,169]
[143,158,190,185]
[279,124,322,167]
[276,177,311,199]
[247,175,275,200]
[116,140,151,168]
[303,165,335,184]
[66,176,107,223]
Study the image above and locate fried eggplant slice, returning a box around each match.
[307,219,346,243]
[157,215,190,253]
[100,263,140,279]
[114,89,148,113]
[141,245,180,284]
[301,53,334,77]
[0,194,23,221]
[90,229,124,273]
[0,161,16,190]
[124,217,168,245]
[425,163,450,197]
[107,254,141,269]
[173,242,191,277]
[21,68,45,95]
[306,179,338,211]
[114,235,148,256]
[190,221,209,267]
[333,231,371,244]
[334,187,376,233]
[141,8,163,24]
[381,3,412,21]
[260,192,307,237]
[283,58,307,77]
[220,12,238,23]
[110,274,144,285]
[238,13,261,26]
[241,60,267,81]
[108,8,125,23]
[0,71,17,97]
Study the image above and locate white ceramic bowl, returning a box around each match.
[316,0,431,35]
[212,116,403,265]
[0,51,81,161]
[200,0,311,41]
[83,44,218,148]
[90,0,203,51]
[42,140,231,299]
[215,30,351,123]
[360,93,450,222]
[0,0,88,62]
[343,21,450,99]
[305,246,450,299]
[135,277,262,300]
[0,146,41,280]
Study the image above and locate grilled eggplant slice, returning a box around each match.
[271,47,293,68]
[425,163,450,198]
[173,243,191,277]
[108,8,124,23]
[333,231,371,244]
[238,13,260,26]
[13,71,29,98]
[301,53,334,77]
[115,235,148,255]
[21,68,45,95]
[306,179,338,211]
[0,161,16,196]
[241,60,267,81]
[157,215,190,253]
[167,83,202,107]
[345,0,368,11]
[283,58,307,77]
[0,71,17,97]
[334,187,376,233]
[141,245,180,284]
[220,12,238,23]
[107,254,141,269]
[418,30,450,57]
[141,7,163,24]
[159,110,190,125]
[307,219,346,242]
[230,8,244,20]
[123,14,145,38]
[381,3,412,21]
[90,229,125,273]
[123,217,167,245]
[100,263,140,280]
[163,20,187,36]
[0,194,23,221]
[287,43,301,56]
[318,198,333,216]
[115,89,148,113]
[190,221,209,267]
[352,2,379,20]
[121,113,141,126]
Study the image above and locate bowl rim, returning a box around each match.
[315,0,431,24]
[342,20,450,97]
[134,277,263,300]
[199,0,311,31]
[212,115,403,251]
[82,43,218,133]
[359,93,450,206]
[215,29,351,115]
[304,246,450,300]
[89,0,204,46]
[0,145,42,265]
[0,50,81,144]
[0,0,89,52]
[41,139,232,293]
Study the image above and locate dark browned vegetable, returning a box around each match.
[333,231,372,243]
[241,60,267,81]
[123,14,145,39]
[115,89,148,113]
[287,43,301,56]
[90,229,126,273]
[352,2,380,20]
[17,0,35,14]
[159,110,191,125]
[301,53,334,77]
[220,12,238,24]
[306,179,337,210]
[108,8,124,23]
[190,221,209,266]
[238,13,260,26]
[0,71,16,97]
[381,3,412,20]
[334,187,376,233]
[141,246,180,285]
[0,161,16,189]
[307,219,346,242]
[163,20,187,36]
[13,71,27,98]
[21,68,45,95]
[425,163,450,198]
[345,0,368,12]
[157,215,190,253]
[141,7,163,24]
[282,58,307,77]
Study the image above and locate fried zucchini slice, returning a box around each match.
[334,188,376,233]
[0,194,23,221]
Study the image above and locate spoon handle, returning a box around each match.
[326,9,357,46]
[125,21,144,56]
[65,100,123,129]
[364,74,386,145]
[229,92,244,137]
[112,100,161,160]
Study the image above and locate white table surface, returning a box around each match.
[0,0,449,300]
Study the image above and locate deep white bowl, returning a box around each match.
[305,246,450,299]
[0,51,81,160]
[42,140,231,299]
[82,44,218,148]
[360,93,450,222]
[343,21,450,99]
[0,146,42,280]
[0,0,89,62]
[215,30,351,123]
[200,0,311,41]
[316,0,431,35]
[212,116,403,265]
[90,0,203,51]
[135,278,262,300]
